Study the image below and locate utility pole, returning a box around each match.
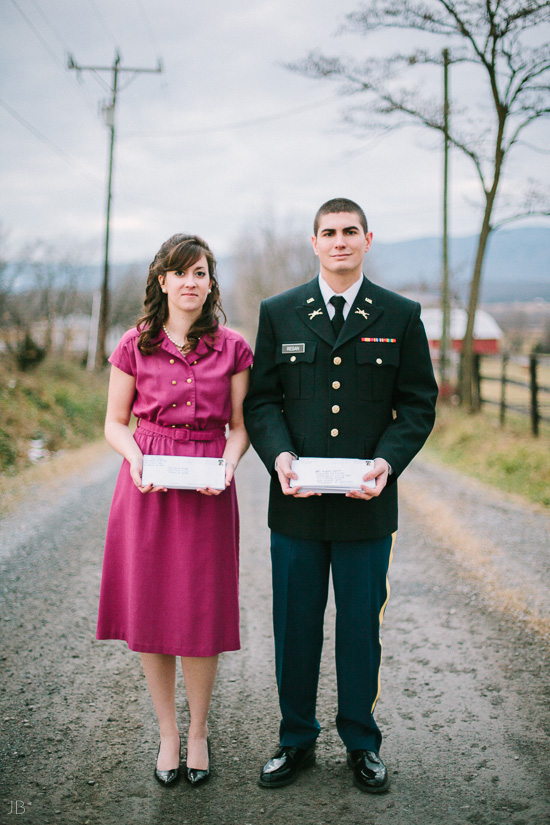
[68,52,162,368]
[440,48,451,395]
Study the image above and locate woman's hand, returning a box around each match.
[129,456,167,494]
[196,460,235,496]
[224,460,235,487]
[105,367,166,494]
[196,367,251,497]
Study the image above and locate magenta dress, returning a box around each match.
[96,326,253,656]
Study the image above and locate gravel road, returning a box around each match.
[1,446,549,825]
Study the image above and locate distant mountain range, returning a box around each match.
[366,227,549,303]
[6,227,548,306]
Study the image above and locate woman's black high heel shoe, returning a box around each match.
[186,737,211,786]
[154,740,181,787]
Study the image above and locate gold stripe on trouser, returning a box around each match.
[371,531,397,713]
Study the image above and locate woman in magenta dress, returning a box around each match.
[96,233,252,787]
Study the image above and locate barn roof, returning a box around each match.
[421,307,504,340]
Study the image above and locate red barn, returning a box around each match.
[421,307,503,357]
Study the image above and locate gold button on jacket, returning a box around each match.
[242,274,438,542]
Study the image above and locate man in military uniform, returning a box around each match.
[243,197,438,793]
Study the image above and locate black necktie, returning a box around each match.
[330,295,346,337]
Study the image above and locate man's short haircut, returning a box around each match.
[313,198,368,236]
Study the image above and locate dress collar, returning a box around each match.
[318,273,364,315]
[158,324,224,360]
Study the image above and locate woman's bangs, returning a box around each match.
[165,242,204,273]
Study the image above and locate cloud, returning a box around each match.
[1,0,548,267]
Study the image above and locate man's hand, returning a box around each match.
[275,452,321,498]
[345,457,390,500]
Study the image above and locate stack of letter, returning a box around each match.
[141,455,226,490]
[289,457,375,494]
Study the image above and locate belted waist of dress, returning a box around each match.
[136,419,225,442]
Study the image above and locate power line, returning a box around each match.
[8,0,100,120]
[9,0,65,70]
[0,96,103,187]
[87,0,119,49]
[134,0,164,64]
[26,0,68,52]
[125,93,347,138]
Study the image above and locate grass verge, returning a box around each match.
[0,356,108,478]
[1,358,548,513]
[423,402,550,508]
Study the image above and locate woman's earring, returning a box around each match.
[208,288,212,294]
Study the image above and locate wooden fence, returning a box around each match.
[473,353,550,437]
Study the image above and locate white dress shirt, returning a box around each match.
[318,273,393,477]
[318,273,364,320]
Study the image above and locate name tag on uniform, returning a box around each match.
[282,343,305,354]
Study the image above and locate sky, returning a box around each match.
[1,0,549,267]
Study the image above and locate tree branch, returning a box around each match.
[492,209,550,230]
[505,108,550,150]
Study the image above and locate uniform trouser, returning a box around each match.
[270,531,395,753]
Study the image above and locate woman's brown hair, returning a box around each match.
[136,233,226,355]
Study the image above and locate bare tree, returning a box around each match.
[0,223,15,330]
[15,242,88,353]
[232,217,316,338]
[0,224,28,355]
[109,264,147,331]
[2,241,92,358]
[290,0,550,409]
[232,215,384,337]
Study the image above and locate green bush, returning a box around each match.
[0,426,17,470]
[16,333,46,371]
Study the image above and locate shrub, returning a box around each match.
[16,333,46,371]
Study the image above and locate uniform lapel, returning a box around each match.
[334,278,384,349]
[295,278,335,346]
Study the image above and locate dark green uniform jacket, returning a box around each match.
[243,276,438,541]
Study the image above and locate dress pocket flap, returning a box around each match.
[356,342,400,367]
[275,342,317,364]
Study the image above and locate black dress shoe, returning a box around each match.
[258,745,316,788]
[154,741,181,787]
[186,737,211,786]
[347,749,390,793]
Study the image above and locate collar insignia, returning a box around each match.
[308,308,323,320]
[355,308,370,320]
[365,297,373,304]
[307,297,315,303]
